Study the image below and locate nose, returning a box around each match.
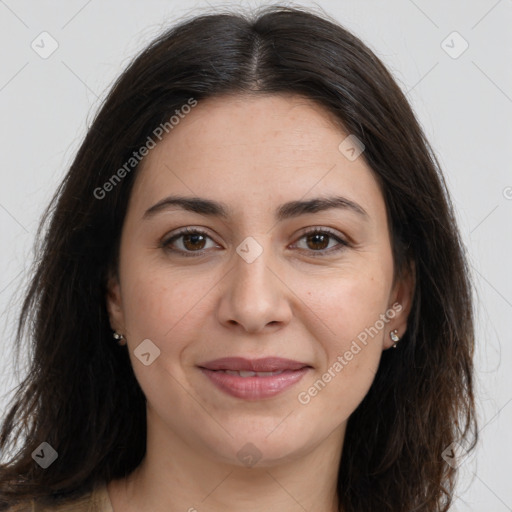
[216,242,293,334]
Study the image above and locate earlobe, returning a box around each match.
[385,259,416,349]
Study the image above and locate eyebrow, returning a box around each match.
[143,194,369,222]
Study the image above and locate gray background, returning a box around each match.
[0,1,511,510]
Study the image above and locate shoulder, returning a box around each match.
[5,480,112,512]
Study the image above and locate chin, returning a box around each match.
[205,425,316,469]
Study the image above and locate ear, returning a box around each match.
[105,270,125,335]
[383,258,415,350]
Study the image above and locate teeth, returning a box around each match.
[220,370,285,377]
[225,370,242,376]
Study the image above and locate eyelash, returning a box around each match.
[161,227,349,258]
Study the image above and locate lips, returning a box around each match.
[199,357,309,372]
[198,357,311,400]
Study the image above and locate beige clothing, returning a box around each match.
[7,481,113,512]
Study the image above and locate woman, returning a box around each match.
[0,5,477,512]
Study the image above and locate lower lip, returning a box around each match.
[199,367,310,400]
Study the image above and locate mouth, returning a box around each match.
[198,357,312,400]
[199,356,310,372]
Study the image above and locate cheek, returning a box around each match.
[119,252,226,379]
[120,269,204,400]
[302,265,392,345]
[122,268,201,344]
[298,268,391,409]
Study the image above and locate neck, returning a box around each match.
[108,411,345,512]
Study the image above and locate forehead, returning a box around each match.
[128,93,385,225]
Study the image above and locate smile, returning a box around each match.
[198,357,311,400]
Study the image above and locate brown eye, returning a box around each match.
[162,228,217,256]
[293,228,348,256]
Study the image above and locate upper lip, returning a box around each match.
[199,357,310,372]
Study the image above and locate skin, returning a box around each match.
[106,93,414,512]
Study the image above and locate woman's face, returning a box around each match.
[107,93,413,467]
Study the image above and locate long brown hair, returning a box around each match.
[0,5,477,511]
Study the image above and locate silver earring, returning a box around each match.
[113,331,126,345]
[390,329,400,348]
